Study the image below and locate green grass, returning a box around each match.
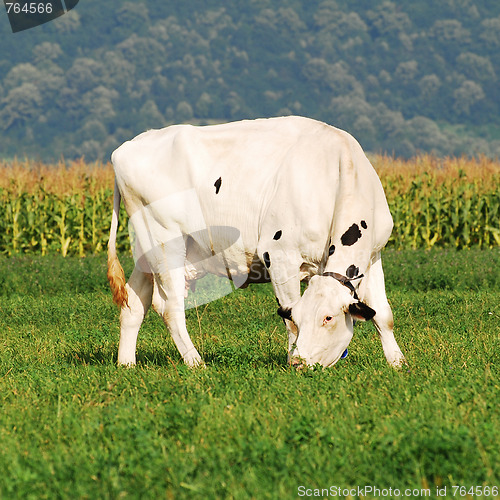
[0,250,499,499]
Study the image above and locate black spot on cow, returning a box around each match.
[361,220,367,229]
[214,177,222,194]
[349,302,375,321]
[328,244,335,256]
[346,264,359,279]
[263,252,271,268]
[277,306,293,321]
[273,230,282,240]
[341,224,362,246]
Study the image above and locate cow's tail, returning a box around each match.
[107,179,128,307]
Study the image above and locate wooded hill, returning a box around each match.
[1,0,499,160]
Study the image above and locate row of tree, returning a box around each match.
[1,0,499,160]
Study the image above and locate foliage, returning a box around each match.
[0,156,498,256]
[1,0,500,160]
[0,159,126,256]
[0,251,498,498]
[373,155,500,249]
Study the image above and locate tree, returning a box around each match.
[303,58,361,95]
[32,42,63,65]
[79,119,107,142]
[329,94,373,131]
[116,2,150,35]
[456,52,496,83]
[81,86,119,122]
[313,1,341,30]
[430,19,470,43]
[137,100,164,130]
[419,75,441,96]
[72,140,102,161]
[3,63,41,91]
[101,51,136,94]
[367,2,412,39]
[36,67,65,102]
[52,10,81,33]
[404,116,448,155]
[176,101,193,122]
[116,35,166,74]
[66,58,103,93]
[429,19,470,60]
[0,83,42,130]
[2,0,500,160]
[195,92,214,118]
[479,17,500,48]
[453,80,485,116]
[395,61,418,84]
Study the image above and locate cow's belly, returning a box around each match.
[185,226,271,288]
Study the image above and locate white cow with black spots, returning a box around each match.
[107,116,406,369]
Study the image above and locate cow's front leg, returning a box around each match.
[118,266,153,366]
[274,281,300,362]
[258,246,301,364]
[152,267,203,368]
[359,254,406,367]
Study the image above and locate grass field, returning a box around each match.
[0,249,498,499]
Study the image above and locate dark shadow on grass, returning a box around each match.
[64,345,182,367]
[203,349,288,369]
[65,345,119,366]
[65,343,288,369]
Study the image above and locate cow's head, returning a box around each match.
[278,274,375,369]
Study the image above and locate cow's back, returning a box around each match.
[111,116,391,272]
[112,117,338,235]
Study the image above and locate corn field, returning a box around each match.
[373,155,500,249]
[0,155,498,256]
[0,159,127,257]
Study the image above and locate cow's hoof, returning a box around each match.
[388,354,408,370]
[192,360,207,369]
[117,360,136,367]
[186,357,206,369]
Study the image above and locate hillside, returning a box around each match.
[1,0,499,160]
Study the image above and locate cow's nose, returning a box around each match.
[290,356,306,370]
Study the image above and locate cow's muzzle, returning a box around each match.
[290,356,307,370]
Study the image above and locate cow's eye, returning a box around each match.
[322,315,333,326]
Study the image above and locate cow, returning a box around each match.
[107,116,406,369]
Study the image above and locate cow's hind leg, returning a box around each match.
[360,254,406,367]
[152,267,203,368]
[118,267,153,366]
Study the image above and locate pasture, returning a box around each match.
[0,249,498,499]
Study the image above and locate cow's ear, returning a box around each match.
[277,306,293,321]
[348,302,375,321]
